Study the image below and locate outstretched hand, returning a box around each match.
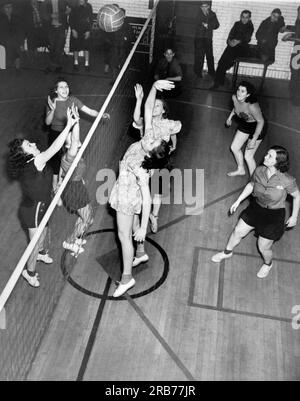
[47,95,57,111]
[134,84,144,100]
[154,80,175,92]
[67,105,80,126]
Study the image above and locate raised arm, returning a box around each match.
[36,107,79,169]
[45,96,57,126]
[67,119,81,158]
[133,84,144,124]
[144,80,174,130]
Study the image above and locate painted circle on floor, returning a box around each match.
[60,228,169,301]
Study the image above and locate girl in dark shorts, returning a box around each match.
[212,146,300,278]
[45,78,99,191]
[8,107,79,287]
[58,116,93,256]
[225,81,266,177]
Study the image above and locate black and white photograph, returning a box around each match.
[0,0,300,385]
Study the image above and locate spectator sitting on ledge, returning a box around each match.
[210,10,254,90]
[154,48,182,98]
[256,8,285,63]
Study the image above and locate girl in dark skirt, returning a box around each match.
[212,146,300,278]
[58,114,93,256]
[69,0,93,70]
[225,81,266,177]
[8,107,79,287]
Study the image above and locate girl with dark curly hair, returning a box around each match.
[8,107,79,287]
[109,80,174,297]
[225,80,266,177]
[212,146,300,278]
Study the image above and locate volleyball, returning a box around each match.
[97,4,125,33]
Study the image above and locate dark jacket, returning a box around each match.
[69,3,93,33]
[155,57,182,79]
[0,12,24,45]
[114,19,135,50]
[228,20,254,45]
[195,9,219,39]
[22,2,46,36]
[256,16,285,49]
[42,0,69,28]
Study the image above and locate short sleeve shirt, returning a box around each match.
[135,118,182,142]
[252,166,298,209]
[47,95,84,132]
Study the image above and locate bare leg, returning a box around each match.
[84,50,89,66]
[133,214,146,256]
[150,194,161,233]
[257,236,274,265]
[117,212,134,282]
[227,130,249,176]
[74,51,79,65]
[226,218,254,251]
[38,227,47,252]
[152,194,162,216]
[68,204,93,243]
[212,218,254,263]
[27,228,41,273]
[244,139,262,177]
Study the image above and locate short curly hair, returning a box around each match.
[237,80,258,104]
[141,140,171,170]
[270,145,290,173]
[7,138,33,178]
[49,77,70,99]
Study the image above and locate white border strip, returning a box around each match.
[0,0,159,313]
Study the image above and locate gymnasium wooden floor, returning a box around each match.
[1,58,300,381]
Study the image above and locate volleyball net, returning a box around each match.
[0,4,157,381]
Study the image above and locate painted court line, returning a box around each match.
[189,246,297,324]
[77,277,112,381]
[124,293,197,381]
[157,187,244,233]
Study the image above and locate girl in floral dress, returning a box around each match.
[109,80,174,297]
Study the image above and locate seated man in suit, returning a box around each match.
[256,8,285,63]
[154,47,183,97]
[211,10,254,89]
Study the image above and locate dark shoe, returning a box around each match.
[73,64,79,71]
[84,65,90,71]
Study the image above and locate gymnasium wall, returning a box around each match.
[212,0,299,79]
[174,0,299,80]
